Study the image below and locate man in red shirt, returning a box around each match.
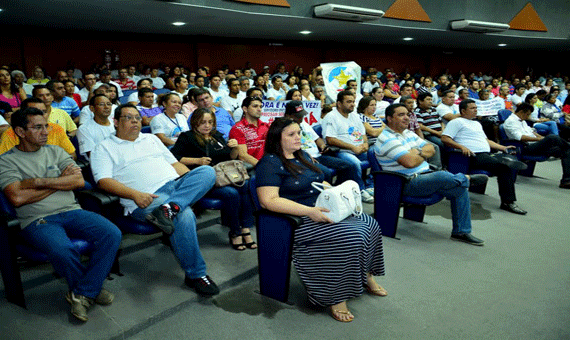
[115,68,136,91]
[228,97,268,166]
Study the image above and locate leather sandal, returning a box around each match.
[365,284,388,296]
[228,231,245,251]
[241,231,257,249]
[330,308,354,322]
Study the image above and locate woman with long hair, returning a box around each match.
[170,108,256,250]
[256,117,386,322]
[357,96,384,145]
[0,68,27,109]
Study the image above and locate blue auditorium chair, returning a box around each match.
[249,176,303,303]
[367,149,444,239]
[498,124,548,177]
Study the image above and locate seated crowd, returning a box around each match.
[0,61,569,323]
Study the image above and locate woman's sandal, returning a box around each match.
[365,284,388,297]
[229,231,246,251]
[330,309,354,322]
[241,231,257,249]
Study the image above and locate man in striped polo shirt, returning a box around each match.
[373,103,486,246]
[415,92,445,154]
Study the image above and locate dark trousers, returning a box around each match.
[523,135,570,183]
[472,152,517,203]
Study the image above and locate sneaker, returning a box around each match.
[361,190,374,203]
[185,275,220,296]
[94,288,114,305]
[365,188,374,196]
[146,203,179,235]
[66,291,92,322]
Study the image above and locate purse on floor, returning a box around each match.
[311,180,363,223]
[213,160,250,187]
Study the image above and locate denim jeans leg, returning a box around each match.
[168,166,216,208]
[169,207,207,279]
[206,186,241,234]
[20,209,121,298]
[336,152,366,190]
[404,171,472,235]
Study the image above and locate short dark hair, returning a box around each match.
[138,87,154,98]
[89,94,109,107]
[385,103,407,118]
[228,78,240,87]
[45,79,62,92]
[193,88,210,101]
[32,85,49,97]
[246,87,262,97]
[336,90,354,103]
[114,103,139,120]
[515,103,534,113]
[515,84,526,91]
[346,79,357,88]
[459,99,476,113]
[442,89,455,97]
[137,78,152,87]
[242,96,262,109]
[416,92,433,102]
[21,97,43,109]
[11,108,44,130]
[399,83,413,92]
[174,76,185,86]
[271,76,282,84]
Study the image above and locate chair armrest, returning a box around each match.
[255,209,304,228]
[321,146,340,155]
[1,212,20,229]
[372,170,412,182]
[76,189,119,206]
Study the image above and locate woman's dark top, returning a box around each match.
[171,130,232,166]
[256,151,325,207]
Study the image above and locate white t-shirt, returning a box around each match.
[76,119,115,159]
[362,81,380,94]
[436,103,459,125]
[78,87,91,103]
[299,121,320,158]
[90,133,179,214]
[442,117,490,153]
[79,105,116,125]
[150,77,166,89]
[150,113,189,142]
[208,88,228,105]
[503,114,535,141]
[127,91,157,104]
[511,94,524,110]
[171,90,188,101]
[220,95,241,114]
[94,81,124,97]
[374,101,390,118]
[232,107,244,122]
[266,88,286,101]
[0,114,8,125]
[322,108,366,153]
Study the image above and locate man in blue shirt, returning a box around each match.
[193,88,235,140]
[47,80,81,124]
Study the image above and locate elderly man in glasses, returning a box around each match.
[89,104,219,296]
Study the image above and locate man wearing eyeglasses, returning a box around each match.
[76,94,115,160]
[90,104,219,296]
[0,98,76,158]
[0,107,121,322]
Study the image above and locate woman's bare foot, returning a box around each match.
[330,301,354,322]
[241,228,257,249]
[366,273,387,296]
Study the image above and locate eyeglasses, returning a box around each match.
[96,103,113,107]
[120,115,142,121]
[26,124,51,132]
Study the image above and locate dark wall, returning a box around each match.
[2,29,568,80]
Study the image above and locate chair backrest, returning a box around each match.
[0,191,17,216]
[498,124,508,141]
[498,109,512,122]
[141,126,152,134]
[154,88,170,95]
[367,147,382,172]
[312,124,323,138]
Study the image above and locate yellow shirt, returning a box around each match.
[0,123,75,156]
[48,107,77,134]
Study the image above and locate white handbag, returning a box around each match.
[311,180,363,223]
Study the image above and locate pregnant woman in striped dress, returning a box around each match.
[255,117,386,322]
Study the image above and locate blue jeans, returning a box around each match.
[316,154,352,184]
[131,166,216,279]
[403,171,472,235]
[20,209,121,299]
[533,121,558,136]
[205,180,254,234]
[336,151,367,190]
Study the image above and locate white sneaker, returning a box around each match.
[365,188,374,196]
[361,190,374,203]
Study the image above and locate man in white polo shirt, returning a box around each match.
[90,103,219,296]
[77,94,115,160]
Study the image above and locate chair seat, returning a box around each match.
[522,155,549,162]
[402,194,444,205]
[196,197,223,210]
[115,216,159,235]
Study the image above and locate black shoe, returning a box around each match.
[560,181,570,189]
[146,205,176,235]
[185,275,220,296]
[450,233,485,246]
[468,174,488,188]
[500,202,527,215]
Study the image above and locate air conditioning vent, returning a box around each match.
[314,4,384,22]
[450,20,510,33]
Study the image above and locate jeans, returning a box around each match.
[131,166,216,279]
[316,154,354,185]
[205,180,255,234]
[403,171,472,235]
[336,151,367,190]
[20,209,121,299]
[531,120,558,136]
[523,134,570,183]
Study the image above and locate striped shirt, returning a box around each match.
[374,126,429,175]
[360,112,383,145]
[414,107,442,136]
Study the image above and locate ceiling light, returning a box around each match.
[299,31,312,35]
[498,43,507,47]
[403,37,414,41]
[172,22,186,26]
